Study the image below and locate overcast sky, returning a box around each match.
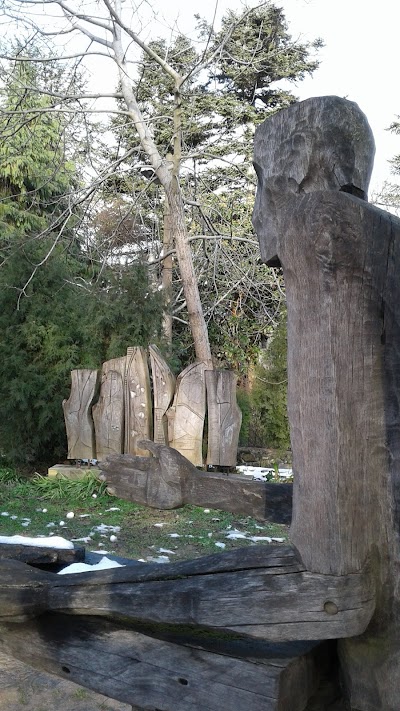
[148,0,399,194]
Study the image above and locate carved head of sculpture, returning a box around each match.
[252,96,375,265]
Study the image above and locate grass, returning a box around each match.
[0,468,289,561]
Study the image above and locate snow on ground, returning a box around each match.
[0,534,74,549]
[58,556,125,574]
[237,465,293,481]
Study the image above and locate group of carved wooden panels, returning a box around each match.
[62,346,242,467]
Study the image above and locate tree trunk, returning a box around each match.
[162,199,173,347]
[166,182,213,368]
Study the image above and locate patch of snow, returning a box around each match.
[207,532,213,538]
[153,522,166,527]
[46,522,55,528]
[226,532,247,540]
[1,512,9,516]
[90,549,110,554]
[109,535,117,543]
[168,533,180,538]
[58,556,125,575]
[215,542,226,549]
[146,555,170,564]
[66,512,75,519]
[79,514,91,518]
[158,548,176,555]
[72,536,92,543]
[92,494,97,498]
[250,536,272,543]
[59,520,66,526]
[203,509,210,513]
[237,465,293,480]
[105,507,120,512]
[272,537,286,543]
[0,535,74,549]
[92,524,120,534]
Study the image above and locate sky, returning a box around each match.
[147,0,399,195]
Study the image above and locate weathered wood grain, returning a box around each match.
[205,370,242,467]
[124,347,152,457]
[253,95,400,709]
[149,345,175,445]
[0,614,325,711]
[100,441,292,522]
[167,362,206,466]
[62,369,98,460]
[92,357,126,460]
[0,543,84,568]
[0,546,375,641]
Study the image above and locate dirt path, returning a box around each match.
[0,652,131,711]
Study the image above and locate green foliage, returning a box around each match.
[0,47,164,466]
[0,242,163,465]
[236,388,251,446]
[32,472,109,501]
[248,313,290,449]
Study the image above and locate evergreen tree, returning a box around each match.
[0,50,164,465]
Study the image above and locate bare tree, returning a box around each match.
[0,0,320,367]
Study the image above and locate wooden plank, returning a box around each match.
[167,362,206,466]
[149,345,175,445]
[0,546,375,640]
[124,347,152,457]
[206,370,242,467]
[0,614,324,711]
[100,441,292,522]
[0,543,84,568]
[62,369,98,460]
[92,357,126,460]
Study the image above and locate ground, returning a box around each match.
[0,652,131,711]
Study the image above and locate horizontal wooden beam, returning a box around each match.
[0,543,84,568]
[0,614,330,711]
[0,545,374,641]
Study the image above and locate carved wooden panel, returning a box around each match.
[62,369,98,460]
[92,357,126,460]
[124,347,152,457]
[206,370,242,466]
[149,345,175,445]
[167,362,205,466]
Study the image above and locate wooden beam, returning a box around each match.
[0,614,327,711]
[0,546,374,641]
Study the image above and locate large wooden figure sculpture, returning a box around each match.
[252,95,400,710]
[92,356,126,459]
[1,96,399,711]
[124,347,152,457]
[62,369,98,459]
[206,369,242,467]
[167,362,206,466]
[149,345,175,445]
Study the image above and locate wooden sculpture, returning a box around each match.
[2,96,398,711]
[124,346,152,457]
[252,95,400,710]
[62,369,98,459]
[149,345,175,445]
[206,369,242,466]
[167,362,206,466]
[92,357,126,460]
[100,440,292,522]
